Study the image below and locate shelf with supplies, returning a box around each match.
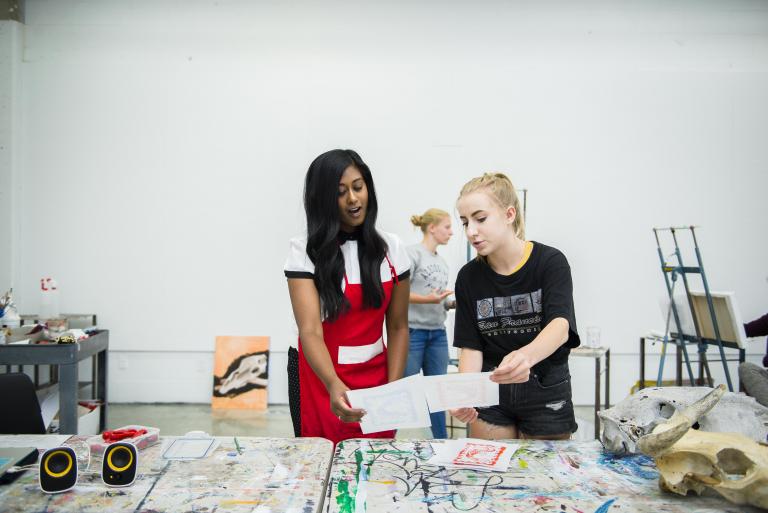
[0,329,109,435]
[20,313,98,329]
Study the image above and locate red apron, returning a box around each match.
[298,257,398,444]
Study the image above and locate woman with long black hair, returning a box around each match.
[284,149,410,444]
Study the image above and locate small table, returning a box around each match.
[570,346,610,439]
[325,438,762,512]
[639,335,746,391]
[0,330,109,434]
[0,435,333,512]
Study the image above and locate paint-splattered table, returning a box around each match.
[0,436,333,513]
[326,439,761,513]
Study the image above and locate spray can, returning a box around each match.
[40,277,60,320]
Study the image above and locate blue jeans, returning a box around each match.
[406,328,449,439]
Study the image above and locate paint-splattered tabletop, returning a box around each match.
[326,439,761,513]
[0,436,333,513]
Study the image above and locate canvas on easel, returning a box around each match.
[688,291,747,348]
[659,291,747,349]
[212,336,269,410]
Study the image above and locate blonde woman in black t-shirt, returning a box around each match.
[450,173,581,440]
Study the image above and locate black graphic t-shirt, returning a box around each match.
[453,242,580,374]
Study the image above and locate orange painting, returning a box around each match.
[212,336,269,410]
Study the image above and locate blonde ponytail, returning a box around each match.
[410,208,450,234]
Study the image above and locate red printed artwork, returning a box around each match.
[452,442,507,467]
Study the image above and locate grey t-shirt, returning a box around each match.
[407,243,450,330]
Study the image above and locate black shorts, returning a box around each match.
[477,362,578,437]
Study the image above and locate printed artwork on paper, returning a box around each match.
[453,442,507,467]
[212,336,269,410]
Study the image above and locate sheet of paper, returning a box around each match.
[0,434,71,450]
[423,372,499,412]
[346,373,432,434]
[37,385,60,429]
[427,438,518,472]
[162,437,218,459]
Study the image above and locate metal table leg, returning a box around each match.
[639,337,645,391]
[738,348,745,393]
[59,362,79,434]
[594,355,601,440]
[605,349,610,409]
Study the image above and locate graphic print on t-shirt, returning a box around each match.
[453,243,580,369]
[476,289,543,336]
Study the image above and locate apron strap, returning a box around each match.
[337,239,350,289]
[384,254,399,284]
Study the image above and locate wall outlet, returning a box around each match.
[118,356,128,370]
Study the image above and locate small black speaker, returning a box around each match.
[101,442,137,487]
[39,446,77,493]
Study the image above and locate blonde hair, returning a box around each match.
[458,172,525,239]
[410,208,450,234]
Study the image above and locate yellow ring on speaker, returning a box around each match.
[44,450,73,478]
[107,446,133,473]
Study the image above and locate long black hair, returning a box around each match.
[304,149,388,322]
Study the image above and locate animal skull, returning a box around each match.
[599,386,768,454]
[638,385,768,510]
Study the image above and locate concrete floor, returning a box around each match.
[108,403,598,441]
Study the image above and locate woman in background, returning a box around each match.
[739,313,768,407]
[284,149,410,444]
[406,208,454,439]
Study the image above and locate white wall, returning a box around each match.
[0,20,22,297]
[6,1,768,404]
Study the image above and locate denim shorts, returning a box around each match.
[477,362,578,436]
